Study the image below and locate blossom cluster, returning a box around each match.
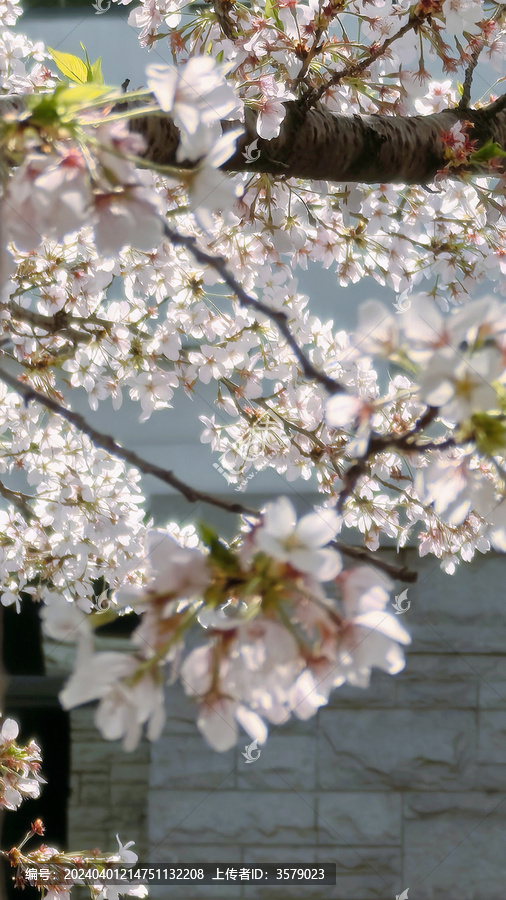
[0,0,53,94]
[0,713,147,898]
[115,0,502,121]
[58,501,410,751]
[0,382,147,614]
[324,295,506,570]
[0,717,44,810]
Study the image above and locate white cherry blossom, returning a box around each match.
[254,497,342,580]
[417,347,503,423]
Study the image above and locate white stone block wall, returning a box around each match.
[51,549,506,899]
[146,550,506,900]
[45,636,151,863]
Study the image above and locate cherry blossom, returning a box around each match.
[59,634,165,751]
[44,890,71,900]
[146,58,242,160]
[182,129,244,232]
[4,151,92,251]
[113,527,210,609]
[443,0,483,38]
[253,75,295,139]
[334,567,411,687]
[93,187,165,258]
[417,346,502,424]
[0,716,45,810]
[253,497,342,580]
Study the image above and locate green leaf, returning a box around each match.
[471,412,506,454]
[25,88,65,126]
[80,42,91,66]
[196,521,237,571]
[79,43,104,85]
[196,521,219,548]
[56,82,113,110]
[264,0,283,28]
[90,57,104,84]
[47,47,88,84]
[469,140,506,165]
[210,539,237,570]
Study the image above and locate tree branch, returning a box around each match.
[299,15,421,110]
[458,40,484,111]
[5,302,100,345]
[132,95,506,184]
[163,223,345,395]
[482,93,506,119]
[0,479,34,520]
[213,0,239,40]
[333,541,418,583]
[4,84,505,186]
[0,365,259,518]
[0,368,421,584]
[335,406,455,512]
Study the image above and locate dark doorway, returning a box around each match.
[1,599,70,899]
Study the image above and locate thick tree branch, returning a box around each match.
[133,97,506,184]
[4,85,505,186]
[0,365,259,517]
[482,93,506,119]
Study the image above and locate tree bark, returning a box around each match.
[131,98,506,184]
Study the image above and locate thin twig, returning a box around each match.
[333,541,418,583]
[0,479,35,520]
[163,224,344,396]
[299,15,421,110]
[458,41,485,111]
[0,365,260,518]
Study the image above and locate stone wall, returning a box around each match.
[46,545,506,899]
[68,705,150,857]
[44,637,150,862]
[146,550,506,900]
